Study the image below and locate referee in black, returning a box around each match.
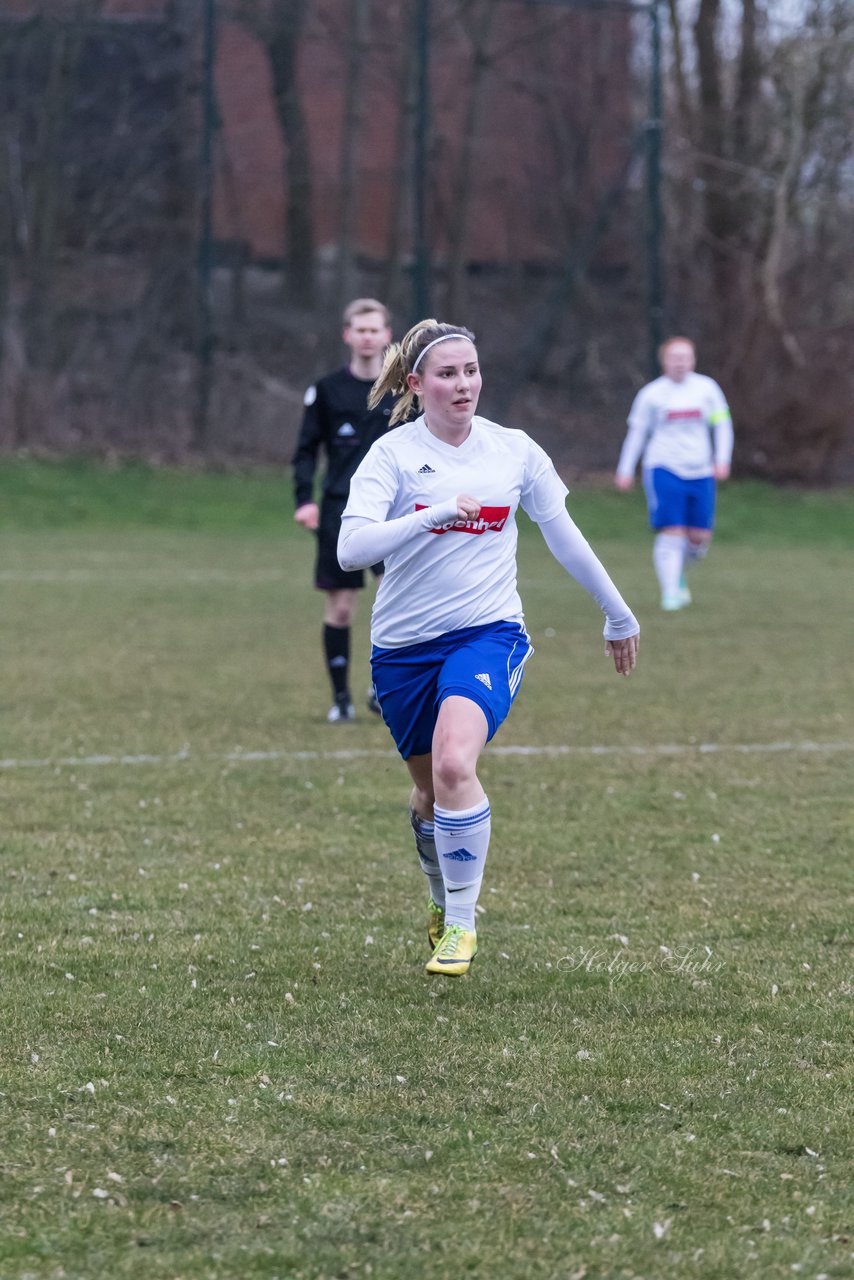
[292,299,396,722]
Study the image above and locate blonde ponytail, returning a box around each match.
[369,318,476,427]
[368,341,410,423]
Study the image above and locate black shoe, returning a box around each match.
[367,688,382,716]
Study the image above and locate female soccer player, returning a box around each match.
[338,320,639,977]
[614,336,733,611]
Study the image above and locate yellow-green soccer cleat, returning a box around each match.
[425,924,478,977]
[427,896,445,952]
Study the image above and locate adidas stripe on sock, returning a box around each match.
[433,798,491,931]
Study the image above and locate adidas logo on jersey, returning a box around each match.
[417,464,436,474]
[337,422,356,436]
[474,672,492,690]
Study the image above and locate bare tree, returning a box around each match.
[444,0,498,320]
[665,0,692,127]
[333,0,372,314]
[733,0,760,160]
[667,0,854,479]
[381,0,419,321]
[231,0,316,307]
[268,0,316,307]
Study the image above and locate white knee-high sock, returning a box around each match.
[433,798,491,931]
[410,808,444,907]
[653,532,685,598]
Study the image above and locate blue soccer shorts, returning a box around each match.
[371,619,534,760]
[643,467,716,530]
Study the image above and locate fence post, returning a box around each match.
[194,0,217,452]
[412,0,431,322]
[646,0,665,375]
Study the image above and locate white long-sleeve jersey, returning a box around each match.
[616,372,733,481]
[339,415,637,649]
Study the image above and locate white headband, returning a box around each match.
[411,332,473,374]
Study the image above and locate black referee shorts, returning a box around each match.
[315,495,383,591]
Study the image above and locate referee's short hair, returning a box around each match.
[343,298,391,326]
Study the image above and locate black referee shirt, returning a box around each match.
[292,367,397,507]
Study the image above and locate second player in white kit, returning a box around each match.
[615,336,734,611]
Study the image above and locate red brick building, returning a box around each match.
[1,0,634,265]
[213,0,635,265]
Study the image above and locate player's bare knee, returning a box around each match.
[432,745,476,797]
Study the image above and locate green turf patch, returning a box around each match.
[1,472,852,1278]
[2,457,853,546]
[0,457,288,532]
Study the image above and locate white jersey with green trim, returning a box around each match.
[343,415,569,649]
[616,372,733,481]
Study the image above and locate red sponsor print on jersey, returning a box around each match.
[665,408,703,421]
[416,504,510,535]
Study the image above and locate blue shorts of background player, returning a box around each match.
[643,467,716,531]
[371,620,534,760]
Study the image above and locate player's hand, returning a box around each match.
[605,632,639,676]
[614,474,634,492]
[713,464,731,481]
[295,502,320,530]
[455,494,481,520]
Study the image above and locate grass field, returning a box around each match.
[1,460,852,1280]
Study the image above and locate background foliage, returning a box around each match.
[0,1,851,478]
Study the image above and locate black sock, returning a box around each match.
[323,625,350,703]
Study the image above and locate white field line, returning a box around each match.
[0,568,286,584]
[1,740,852,772]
